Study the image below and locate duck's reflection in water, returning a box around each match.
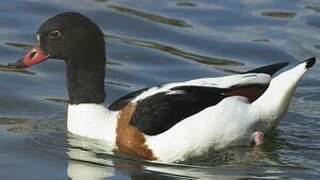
[66,133,286,180]
[67,134,117,180]
[68,160,116,180]
[66,133,201,180]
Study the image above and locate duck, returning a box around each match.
[8,12,316,162]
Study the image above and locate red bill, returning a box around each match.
[8,46,48,68]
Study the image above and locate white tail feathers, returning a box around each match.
[251,57,316,131]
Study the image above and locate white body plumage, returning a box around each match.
[67,60,314,162]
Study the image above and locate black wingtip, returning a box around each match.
[244,61,290,76]
[305,57,316,69]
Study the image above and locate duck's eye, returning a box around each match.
[49,30,62,39]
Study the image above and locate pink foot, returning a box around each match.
[252,131,264,145]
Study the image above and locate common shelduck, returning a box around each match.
[8,12,316,162]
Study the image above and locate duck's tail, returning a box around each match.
[244,61,289,76]
[251,57,316,131]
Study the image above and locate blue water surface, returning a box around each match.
[0,0,319,179]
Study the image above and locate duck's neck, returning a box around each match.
[65,55,106,105]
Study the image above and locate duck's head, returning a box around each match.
[10,12,105,68]
[10,12,107,104]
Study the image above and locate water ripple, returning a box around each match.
[108,4,192,28]
[106,34,243,66]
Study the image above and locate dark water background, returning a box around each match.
[0,0,319,179]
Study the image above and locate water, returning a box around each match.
[0,0,319,179]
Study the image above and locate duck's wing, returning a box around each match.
[108,73,265,112]
[109,73,270,136]
[129,75,270,136]
[109,62,289,136]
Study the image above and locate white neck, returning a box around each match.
[251,63,309,131]
[67,103,118,145]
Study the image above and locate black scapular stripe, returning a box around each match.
[130,86,226,135]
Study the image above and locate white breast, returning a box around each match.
[67,103,119,145]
